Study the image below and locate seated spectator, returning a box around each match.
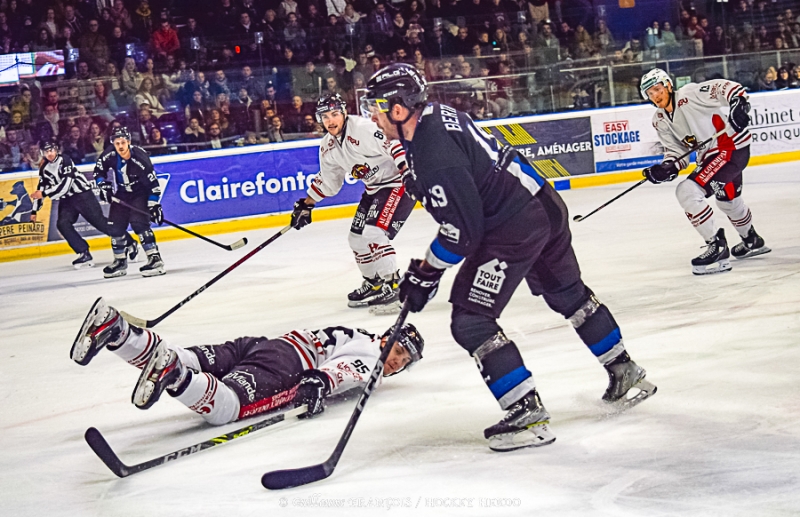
[282,96,308,133]
[136,106,157,142]
[230,87,254,133]
[294,61,325,103]
[184,117,206,146]
[148,126,169,155]
[32,28,56,51]
[184,90,207,125]
[757,66,777,91]
[776,67,791,89]
[661,21,678,47]
[266,115,285,142]
[74,104,94,137]
[21,141,43,171]
[593,19,615,54]
[239,65,264,100]
[206,122,226,149]
[8,111,27,132]
[79,19,110,74]
[87,122,106,154]
[90,80,119,122]
[536,22,560,50]
[11,86,38,125]
[61,125,87,163]
[240,130,261,146]
[34,104,62,142]
[283,13,306,51]
[790,66,800,88]
[300,114,323,136]
[151,19,180,60]
[572,24,593,54]
[134,78,166,115]
[705,26,728,56]
[120,57,143,102]
[0,129,25,170]
[209,70,232,98]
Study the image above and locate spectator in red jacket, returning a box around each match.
[151,19,180,60]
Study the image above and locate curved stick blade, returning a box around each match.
[261,463,332,490]
[229,238,247,250]
[119,311,148,328]
[85,427,130,478]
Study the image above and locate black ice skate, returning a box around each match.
[126,238,140,263]
[368,273,401,315]
[602,352,657,410]
[732,226,771,260]
[691,228,732,275]
[132,342,187,410]
[71,297,130,365]
[484,390,556,452]
[72,250,94,269]
[103,257,128,278]
[347,276,384,308]
[139,253,166,277]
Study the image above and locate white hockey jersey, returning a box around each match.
[307,115,406,201]
[278,327,384,394]
[652,79,751,169]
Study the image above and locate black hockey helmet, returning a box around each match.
[110,126,132,142]
[315,93,347,123]
[362,63,427,124]
[40,138,59,153]
[382,322,424,376]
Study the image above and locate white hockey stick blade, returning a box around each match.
[229,238,248,250]
[119,310,149,328]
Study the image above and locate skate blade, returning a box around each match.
[347,300,371,308]
[692,259,732,276]
[140,267,166,277]
[488,423,556,452]
[368,301,402,315]
[606,378,657,411]
[733,246,771,260]
[71,297,104,364]
[104,270,127,279]
[73,261,95,270]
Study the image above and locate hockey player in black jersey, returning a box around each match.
[71,298,424,424]
[94,127,166,278]
[363,63,656,452]
[31,139,139,269]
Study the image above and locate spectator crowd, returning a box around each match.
[1,0,800,172]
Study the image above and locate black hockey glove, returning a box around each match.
[294,369,332,419]
[291,198,314,230]
[728,95,751,134]
[148,201,164,225]
[97,182,113,203]
[401,169,424,202]
[398,258,445,313]
[643,161,679,184]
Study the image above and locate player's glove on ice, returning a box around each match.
[295,369,332,418]
[728,95,751,133]
[291,198,314,230]
[97,181,113,203]
[148,201,164,225]
[643,161,679,184]
[399,259,444,313]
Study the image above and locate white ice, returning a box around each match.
[1,163,799,517]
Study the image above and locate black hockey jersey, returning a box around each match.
[402,102,547,269]
[93,145,160,201]
[32,154,94,213]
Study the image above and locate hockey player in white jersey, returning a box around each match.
[640,69,770,275]
[71,298,423,424]
[291,94,416,311]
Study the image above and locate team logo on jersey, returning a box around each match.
[681,135,698,148]
[678,98,689,108]
[351,162,377,180]
[197,345,216,365]
[347,136,360,146]
[223,371,257,402]
[473,259,507,294]
[439,222,461,243]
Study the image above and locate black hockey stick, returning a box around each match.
[572,126,729,222]
[85,405,308,478]
[120,225,292,328]
[111,197,247,251]
[261,303,411,490]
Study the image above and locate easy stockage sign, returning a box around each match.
[482,117,594,177]
[590,106,663,173]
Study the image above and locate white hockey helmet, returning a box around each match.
[640,68,673,100]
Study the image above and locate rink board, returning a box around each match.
[2,87,800,261]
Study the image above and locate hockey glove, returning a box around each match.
[291,198,314,230]
[401,169,424,202]
[148,201,164,225]
[728,95,751,133]
[294,369,332,419]
[643,161,679,184]
[97,181,113,203]
[398,258,444,313]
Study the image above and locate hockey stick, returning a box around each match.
[572,126,729,222]
[85,405,308,478]
[111,197,247,251]
[261,303,410,490]
[120,225,292,328]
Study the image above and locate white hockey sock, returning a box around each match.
[715,197,752,238]
[676,179,717,242]
[111,328,162,368]
[173,372,241,425]
[349,226,397,280]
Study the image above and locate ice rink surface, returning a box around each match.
[1,163,799,517]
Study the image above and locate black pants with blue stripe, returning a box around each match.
[449,182,624,407]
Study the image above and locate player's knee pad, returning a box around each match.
[542,280,590,317]
[137,230,157,251]
[473,331,535,409]
[450,307,502,354]
[567,294,625,364]
[172,371,240,425]
[675,179,707,212]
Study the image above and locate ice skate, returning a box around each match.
[602,352,657,410]
[484,390,556,452]
[132,341,187,410]
[71,297,130,365]
[691,228,732,275]
[347,276,384,308]
[368,273,401,315]
[732,226,771,260]
[126,238,140,263]
[139,253,166,277]
[72,250,94,269]
[103,257,128,278]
